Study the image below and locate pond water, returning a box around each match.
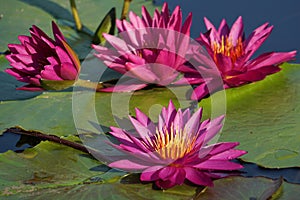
[156,0,300,61]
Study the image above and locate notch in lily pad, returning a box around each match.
[92,7,116,45]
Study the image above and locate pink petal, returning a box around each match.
[125,63,159,83]
[103,33,129,53]
[134,108,156,133]
[210,148,247,160]
[59,62,78,80]
[7,44,27,54]
[181,13,192,35]
[184,167,213,186]
[247,51,296,70]
[55,46,73,64]
[183,107,203,136]
[229,16,244,46]
[203,17,219,42]
[194,160,244,170]
[17,84,43,91]
[40,65,64,80]
[52,21,66,42]
[129,115,153,139]
[244,23,272,56]
[140,165,164,181]
[218,19,230,37]
[109,159,148,170]
[191,83,210,101]
[141,6,153,26]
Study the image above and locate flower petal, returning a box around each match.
[184,167,213,186]
[109,159,149,170]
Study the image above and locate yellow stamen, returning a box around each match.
[212,36,244,66]
[144,124,197,160]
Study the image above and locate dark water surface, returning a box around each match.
[156,0,300,61]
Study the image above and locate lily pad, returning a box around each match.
[217,63,300,168]
[0,0,53,51]
[0,135,197,199]
[194,176,282,200]
[0,136,103,197]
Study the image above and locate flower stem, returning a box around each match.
[5,127,90,154]
[121,0,132,20]
[70,0,82,31]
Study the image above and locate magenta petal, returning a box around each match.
[134,108,156,133]
[129,116,153,139]
[181,12,192,35]
[185,167,213,186]
[203,17,219,42]
[17,84,43,91]
[40,65,63,80]
[109,159,148,170]
[229,16,244,45]
[125,63,159,83]
[183,107,202,136]
[55,46,73,64]
[8,44,27,54]
[191,83,210,100]
[141,6,153,27]
[218,19,230,37]
[244,24,272,55]
[155,180,177,189]
[52,21,66,42]
[247,51,296,70]
[210,148,247,160]
[158,166,177,180]
[140,166,164,181]
[194,160,244,170]
[59,62,78,80]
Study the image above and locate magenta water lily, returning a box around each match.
[108,101,247,189]
[92,3,193,92]
[5,22,80,91]
[187,16,296,100]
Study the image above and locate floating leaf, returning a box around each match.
[0,136,103,197]
[194,176,283,200]
[200,63,300,168]
[92,8,116,45]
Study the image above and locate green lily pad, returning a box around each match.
[219,63,300,168]
[280,182,300,199]
[0,136,103,197]
[0,0,53,51]
[194,176,283,200]
[0,135,197,199]
[0,85,187,136]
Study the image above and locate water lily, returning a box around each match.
[108,101,247,189]
[5,21,80,91]
[92,3,193,92]
[188,16,296,100]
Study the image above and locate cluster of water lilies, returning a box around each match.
[5,2,296,189]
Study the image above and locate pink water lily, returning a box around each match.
[5,21,80,91]
[108,101,247,189]
[92,3,193,92]
[187,16,296,100]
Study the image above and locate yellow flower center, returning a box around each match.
[212,36,244,65]
[144,125,197,160]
